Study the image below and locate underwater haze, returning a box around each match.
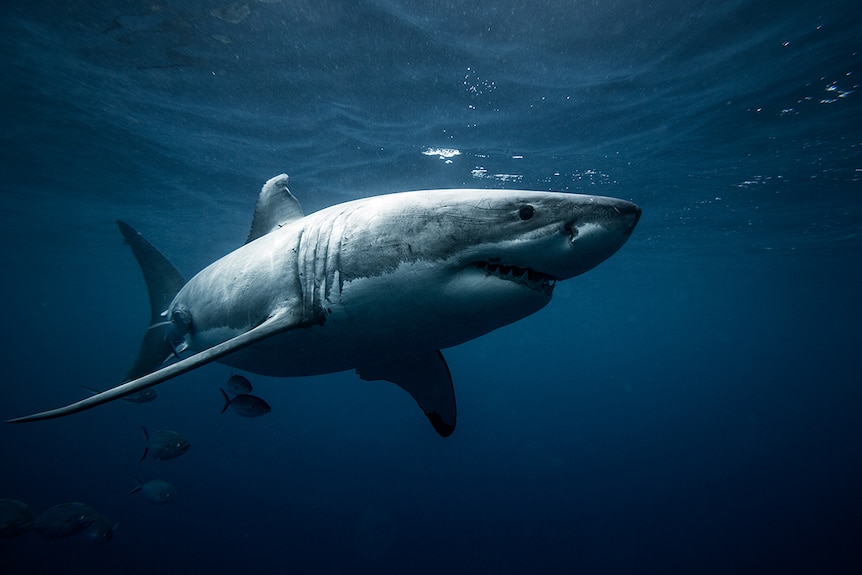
[1,1,861,573]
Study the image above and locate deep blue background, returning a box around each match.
[1,1,861,573]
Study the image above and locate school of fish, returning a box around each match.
[2,373,266,543]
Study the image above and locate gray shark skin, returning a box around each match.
[8,174,640,436]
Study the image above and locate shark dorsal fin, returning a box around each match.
[246,174,304,243]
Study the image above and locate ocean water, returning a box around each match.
[1,1,860,573]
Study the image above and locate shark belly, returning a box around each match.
[207,259,552,377]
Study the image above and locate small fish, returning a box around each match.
[82,385,157,403]
[226,373,253,395]
[33,502,98,538]
[220,388,271,417]
[0,499,33,537]
[81,514,118,543]
[129,477,176,505]
[140,426,191,461]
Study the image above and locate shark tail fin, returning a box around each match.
[117,221,186,381]
[219,388,232,415]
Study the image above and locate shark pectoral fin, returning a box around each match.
[6,309,305,424]
[357,351,457,438]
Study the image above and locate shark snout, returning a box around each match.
[565,198,640,240]
[614,200,641,238]
[550,197,641,279]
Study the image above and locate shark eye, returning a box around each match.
[518,205,535,220]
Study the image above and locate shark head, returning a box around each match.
[443,190,641,294]
[334,189,639,286]
[321,189,641,350]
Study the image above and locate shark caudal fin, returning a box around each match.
[116,220,186,381]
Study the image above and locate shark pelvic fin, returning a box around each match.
[357,350,457,438]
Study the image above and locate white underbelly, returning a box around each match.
[194,261,550,377]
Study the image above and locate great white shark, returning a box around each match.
[8,174,640,436]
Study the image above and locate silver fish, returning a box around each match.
[129,477,176,505]
[81,514,117,543]
[0,499,33,537]
[220,388,271,417]
[34,502,97,538]
[140,426,190,461]
[225,373,253,395]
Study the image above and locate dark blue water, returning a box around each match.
[1,1,860,573]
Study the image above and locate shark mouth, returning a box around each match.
[473,261,556,296]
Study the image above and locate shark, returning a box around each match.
[8,174,640,436]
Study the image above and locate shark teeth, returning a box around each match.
[474,261,556,296]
